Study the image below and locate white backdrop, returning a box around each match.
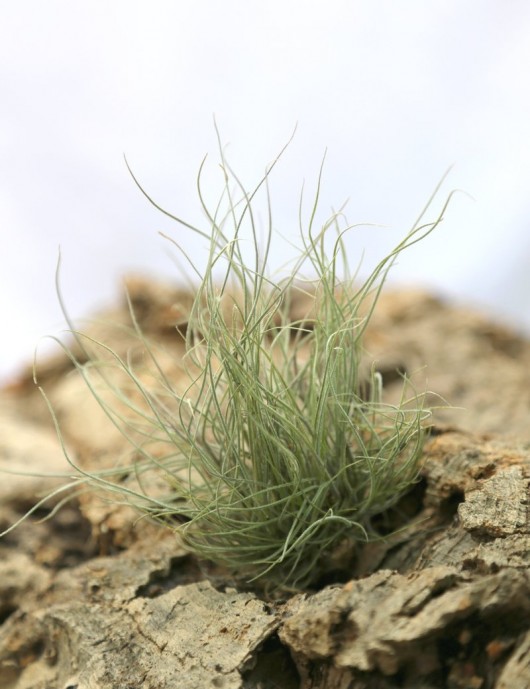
[2,1,530,383]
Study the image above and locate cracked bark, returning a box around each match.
[2,286,530,689]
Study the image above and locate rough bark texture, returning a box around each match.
[2,281,530,688]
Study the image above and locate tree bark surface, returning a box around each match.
[2,285,530,689]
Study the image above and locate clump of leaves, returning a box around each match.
[14,135,453,591]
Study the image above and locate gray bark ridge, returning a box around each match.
[0,538,279,689]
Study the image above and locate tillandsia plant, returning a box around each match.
[15,134,453,591]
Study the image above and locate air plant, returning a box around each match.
[6,132,453,591]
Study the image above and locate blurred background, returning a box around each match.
[2,1,530,384]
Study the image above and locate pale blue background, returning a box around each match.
[2,1,530,383]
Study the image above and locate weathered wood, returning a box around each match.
[0,535,278,688]
[281,566,530,688]
[24,583,276,689]
[3,286,530,689]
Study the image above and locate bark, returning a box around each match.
[2,285,530,689]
